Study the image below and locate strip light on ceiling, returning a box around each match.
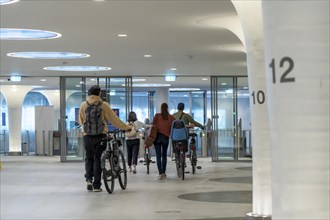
[44,66,111,71]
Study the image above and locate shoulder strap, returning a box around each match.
[86,100,102,107]
[179,112,185,120]
[153,114,159,126]
[97,101,103,106]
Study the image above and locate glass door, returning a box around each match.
[210,76,250,161]
[60,77,85,162]
[169,90,206,156]
[237,77,251,158]
[60,76,132,162]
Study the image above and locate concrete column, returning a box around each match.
[155,87,169,111]
[262,1,329,219]
[232,0,272,218]
[0,85,32,153]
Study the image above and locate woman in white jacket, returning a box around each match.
[126,111,151,174]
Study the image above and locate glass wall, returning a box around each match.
[169,91,206,124]
[132,91,150,122]
[101,77,132,123]
[130,89,208,156]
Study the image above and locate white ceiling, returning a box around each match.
[0,0,247,90]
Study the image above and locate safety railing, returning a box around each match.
[0,129,60,156]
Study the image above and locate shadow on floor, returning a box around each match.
[178,190,252,203]
[209,176,252,184]
[236,166,252,171]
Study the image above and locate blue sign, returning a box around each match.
[1,112,5,126]
[107,109,119,132]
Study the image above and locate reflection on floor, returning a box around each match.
[1,156,252,220]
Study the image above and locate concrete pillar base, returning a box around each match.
[246,213,271,220]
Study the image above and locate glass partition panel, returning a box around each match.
[191,91,206,157]
[132,91,150,122]
[61,77,85,161]
[169,92,190,114]
[0,92,8,155]
[237,77,251,158]
[191,91,206,125]
[216,77,235,160]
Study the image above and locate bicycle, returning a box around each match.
[173,139,188,180]
[187,132,200,175]
[139,144,153,174]
[100,130,127,194]
[138,125,156,174]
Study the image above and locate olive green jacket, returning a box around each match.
[79,95,130,135]
[172,110,204,129]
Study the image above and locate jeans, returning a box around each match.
[154,133,169,175]
[126,139,140,166]
[83,134,106,189]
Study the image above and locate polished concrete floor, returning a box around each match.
[0,156,252,220]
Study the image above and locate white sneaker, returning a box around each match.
[162,173,167,179]
[129,166,132,172]
[133,165,137,174]
[158,175,164,180]
[86,180,93,191]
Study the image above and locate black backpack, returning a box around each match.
[83,101,104,135]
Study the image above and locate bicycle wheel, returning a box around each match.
[174,146,181,178]
[117,150,127,190]
[103,152,115,194]
[180,150,185,180]
[191,150,197,175]
[146,148,150,174]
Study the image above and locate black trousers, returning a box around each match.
[154,133,169,175]
[126,139,140,166]
[83,134,106,189]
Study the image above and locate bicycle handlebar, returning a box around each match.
[188,133,197,137]
[107,129,126,134]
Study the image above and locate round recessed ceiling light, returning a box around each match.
[0,28,61,40]
[0,0,19,5]
[44,66,111,71]
[7,52,90,59]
